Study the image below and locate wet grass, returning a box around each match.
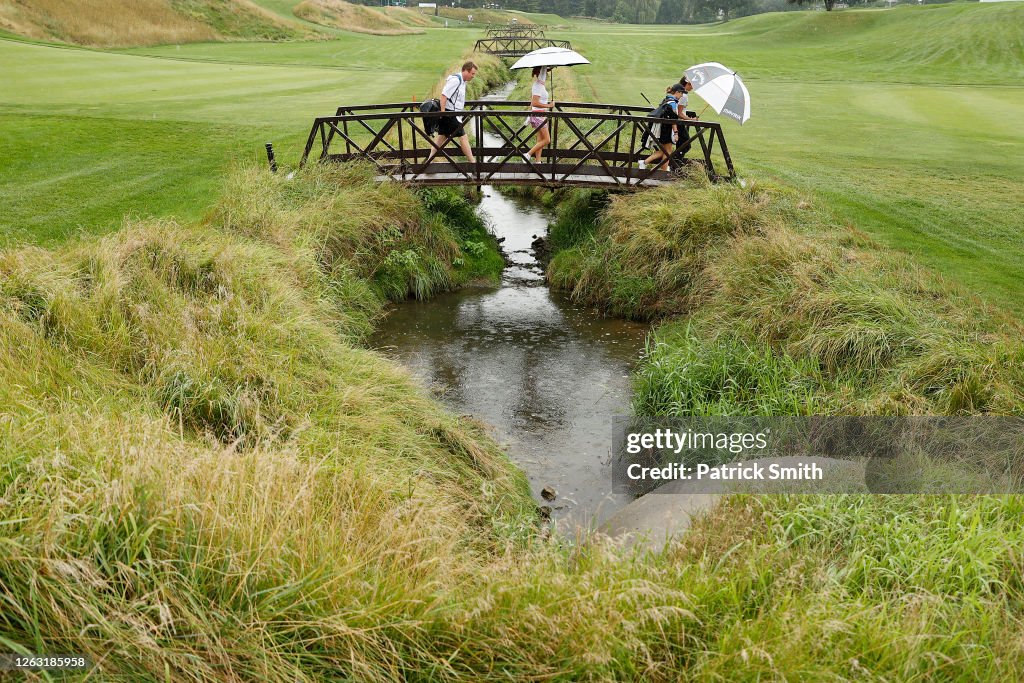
[4,6,1024,678]
[566,3,1024,313]
[549,177,1024,415]
[5,166,1024,680]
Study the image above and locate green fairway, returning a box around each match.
[0,32,467,245]
[563,4,1024,311]
[2,3,1022,310]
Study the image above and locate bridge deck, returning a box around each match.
[300,100,735,189]
[365,161,683,189]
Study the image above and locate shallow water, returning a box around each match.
[372,87,648,527]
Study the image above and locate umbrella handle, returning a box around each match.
[696,103,710,119]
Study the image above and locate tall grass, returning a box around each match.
[3,162,1024,680]
[430,51,513,100]
[547,177,1024,415]
[0,163,535,679]
[381,6,433,28]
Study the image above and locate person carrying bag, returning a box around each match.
[425,61,479,165]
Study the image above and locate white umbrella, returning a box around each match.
[684,62,751,125]
[510,47,590,99]
[509,46,590,70]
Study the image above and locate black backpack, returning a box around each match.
[649,96,676,121]
[643,96,676,148]
[420,97,441,135]
[420,74,465,136]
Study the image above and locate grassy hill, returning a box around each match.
[3,3,1024,680]
[294,0,423,35]
[436,7,536,24]
[0,0,314,47]
[566,3,1024,312]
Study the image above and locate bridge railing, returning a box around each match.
[473,37,572,56]
[484,26,547,38]
[300,100,735,189]
[483,23,547,32]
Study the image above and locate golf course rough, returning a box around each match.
[2,3,1024,680]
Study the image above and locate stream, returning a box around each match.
[372,85,649,527]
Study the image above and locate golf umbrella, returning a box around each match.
[684,62,751,125]
[510,47,590,98]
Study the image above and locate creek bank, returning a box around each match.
[0,162,550,678]
[542,177,1024,548]
[546,179,1024,415]
[372,179,649,527]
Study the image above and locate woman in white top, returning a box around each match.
[525,66,555,163]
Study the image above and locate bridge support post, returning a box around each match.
[474,111,483,195]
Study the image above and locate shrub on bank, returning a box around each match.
[547,178,1024,415]
[4,163,1024,680]
[0,164,540,678]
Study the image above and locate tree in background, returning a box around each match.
[636,0,662,22]
[437,0,804,22]
[788,0,837,10]
[613,1,634,21]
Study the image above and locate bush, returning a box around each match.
[547,176,1024,415]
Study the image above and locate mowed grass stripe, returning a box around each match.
[0,114,259,245]
[0,38,426,125]
[0,34,459,244]
[569,5,1024,312]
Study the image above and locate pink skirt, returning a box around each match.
[527,113,547,129]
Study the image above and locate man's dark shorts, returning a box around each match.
[438,114,465,138]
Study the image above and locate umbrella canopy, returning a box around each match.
[510,47,590,70]
[684,62,750,125]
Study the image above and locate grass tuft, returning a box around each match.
[547,177,1024,415]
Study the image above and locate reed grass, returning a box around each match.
[547,177,1024,416]
[3,160,1024,682]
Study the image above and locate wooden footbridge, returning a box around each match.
[299,99,735,189]
[474,37,573,57]
[485,25,547,38]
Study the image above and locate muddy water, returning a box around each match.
[372,86,648,527]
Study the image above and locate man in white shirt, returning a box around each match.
[426,61,479,165]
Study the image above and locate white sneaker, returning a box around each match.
[523,153,532,163]
[638,160,646,170]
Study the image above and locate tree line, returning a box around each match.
[375,0,859,22]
